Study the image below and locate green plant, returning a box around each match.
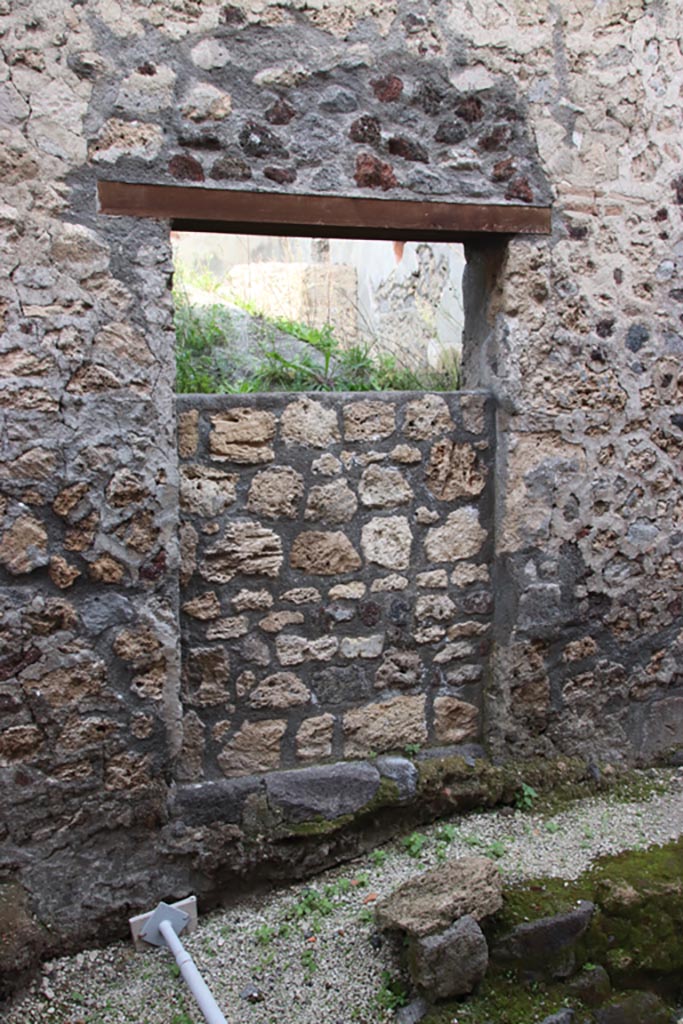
[254,923,277,945]
[403,831,429,858]
[404,742,421,757]
[375,970,409,1011]
[545,820,561,835]
[436,823,457,843]
[300,947,317,976]
[358,907,374,924]
[171,1013,194,1024]
[484,839,507,859]
[515,782,539,811]
[168,963,181,979]
[370,848,388,868]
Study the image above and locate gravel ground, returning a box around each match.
[5,767,683,1024]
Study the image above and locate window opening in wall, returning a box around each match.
[171,231,465,395]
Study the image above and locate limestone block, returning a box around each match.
[0,447,56,483]
[49,556,81,589]
[280,398,340,447]
[375,649,423,690]
[409,915,489,999]
[433,641,475,664]
[304,480,358,524]
[343,695,426,756]
[180,523,198,585]
[217,720,286,777]
[258,610,305,633]
[296,715,335,762]
[425,508,486,563]
[232,588,273,611]
[370,574,409,592]
[25,664,104,708]
[247,466,304,519]
[451,563,490,586]
[113,627,162,666]
[391,444,422,464]
[329,582,366,599]
[67,365,121,393]
[376,856,502,936]
[176,711,205,782]
[415,594,456,622]
[182,592,221,620]
[362,517,412,570]
[184,648,231,705]
[88,554,125,583]
[290,531,361,575]
[426,440,485,500]
[249,672,310,709]
[276,635,339,665]
[359,465,413,508]
[460,394,487,434]
[415,506,439,524]
[106,469,148,507]
[206,616,249,640]
[433,696,480,743]
[403,395,453,439]
[202,523,283,582]
[339,634,384,659]
[0,515,48,575]
[90,117,164,162]
[182,82,232,121]
[446,665,484,685]
[280,587,321,604]
[191,39,230,69]
[94,322,155,367]
[180,466,237,517]
[311,453,342,475]
[344,400,396,441]
[209,408,276,461]
[178,409,199,457]
[416,569,448,588]
[415,625,446,643]
[0,725,43,763]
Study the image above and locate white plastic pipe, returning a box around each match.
[159,918,228,1024]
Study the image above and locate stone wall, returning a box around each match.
[1,0,682,987]
[178,391,494,780]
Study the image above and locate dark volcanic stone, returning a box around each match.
[477,124,509,151]
[567,964,611,1008]
[222,3,246,23]
[168,154,204,181]
[434,121,466,144]
[265,98,296,125]
[505,176,534,202]
[265,762,380,822]
[239,120,288,158]
[539,1013,574,1024]
[174,777,261,826]
[596,318,615,338]
[409,914,488,999]
[455,95,484,122]
[319,86,358,113]
[354,153,397,190]
[359,600,382,626]
[376,755,418,801]
[491,156,515,181]
[349,115,381,145]
[264,166,296,184]
[673,173,683,205]
[626,323,649,352]
[415,82,444,114]
[314,664,370,704]
[388,136,429,163]
[594,991,670,1024]
[492,901,594,978]
[210,156,252,180]
[372,74,403,102]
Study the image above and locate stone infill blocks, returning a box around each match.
[177,391,494,781]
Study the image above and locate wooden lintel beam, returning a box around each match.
[97,180,551,239]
